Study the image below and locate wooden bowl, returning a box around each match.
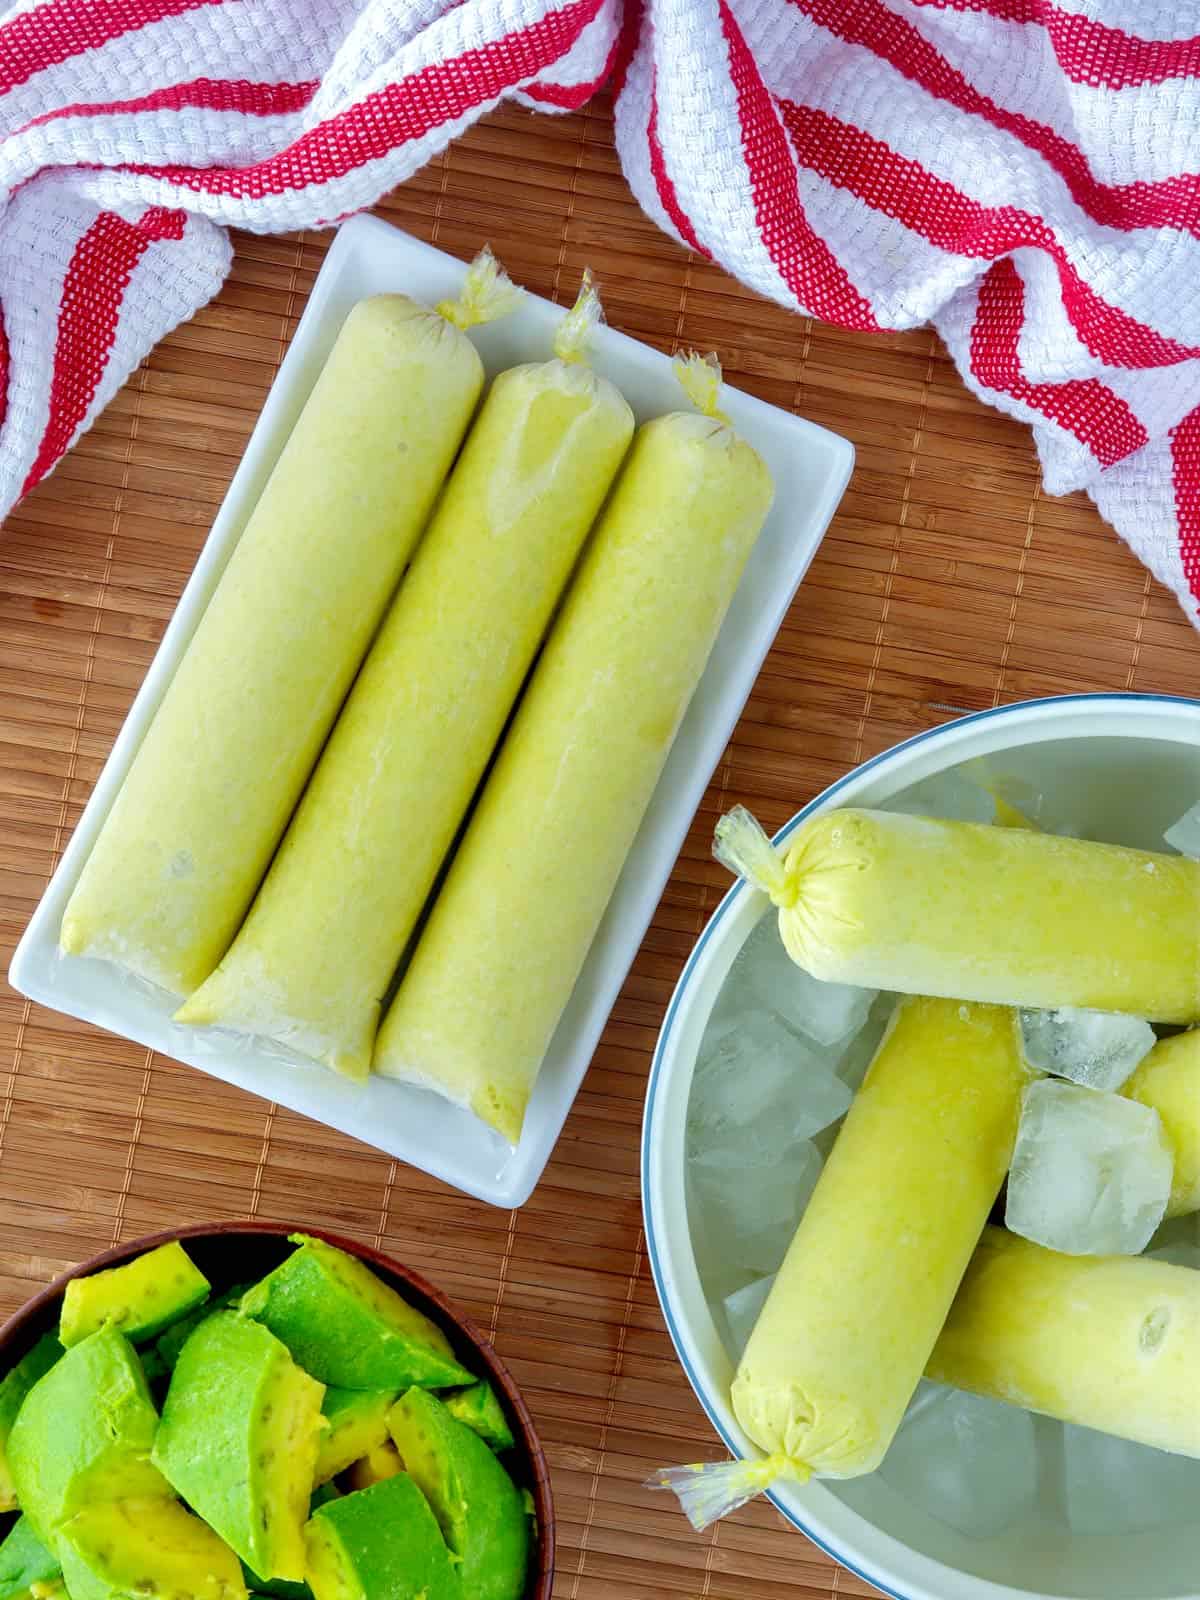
[0,1219,554,1600]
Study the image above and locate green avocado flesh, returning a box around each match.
[343,1445,401,1493]
[57,1497,247,1600]
[443,1381,514,1453]
[9,1330,169,1544]
[304,1476,459,1600]
[152,1314,324,1582]
[60,1243,210,1350]
[0,1335,63,1512]
[313,1390,396,1487]
[156,1283,251,1371]
[240,1237,470,1392]
[388,1390,529,1600]
[0,1517,60,1600]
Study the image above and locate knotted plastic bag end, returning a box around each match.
[437,245,523,329]
[648,1453,811,1531]
[713,805,794,906]
[674,350,730,423]
[554,269,603,364]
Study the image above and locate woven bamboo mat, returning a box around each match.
[1,94,1197,1600]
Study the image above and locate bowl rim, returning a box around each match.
[0,1218,554,1600]
[640,690,1200,1600]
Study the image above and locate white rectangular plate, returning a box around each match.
[9,214,853,1208]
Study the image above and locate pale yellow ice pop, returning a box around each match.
[59,254,520,996]
[176,282,635,1078]
[714,807,1200,1022]
[1122,1029,1200,1218]
[374,357,774,1142]
[655,997,1029,1527]
[928,1225,1200,1456]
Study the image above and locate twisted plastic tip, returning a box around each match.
[437,246,523,329]
[554,269,604,365]
[648,1452,811,1531]
[674,350,730,423]
[713,805,794,906]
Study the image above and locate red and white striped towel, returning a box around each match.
[2,0,1199,630]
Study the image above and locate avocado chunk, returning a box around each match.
[57,1497,246,1600]
[9,1330,169,1544]
[343,1445,402,1493]
[304,1476,459,1600]
[156,1283,252,1372]
[0,1518,60,1600]
[313,1390,396,1487]
[240,1237,470,1392]
[0,1335,63,1511]
[443,1381,515,1453]
[239,1570,310,1600]
[153,1313,323,1582]
[60,1242,210,1348]
[388,1390,529,1600]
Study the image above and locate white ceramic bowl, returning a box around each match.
[642,692,1200,1600]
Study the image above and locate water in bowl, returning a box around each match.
[685,755,1200,1594]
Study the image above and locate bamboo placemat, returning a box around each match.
[1,94,1197,1600]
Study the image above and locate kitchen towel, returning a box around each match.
[1,0,1198,628]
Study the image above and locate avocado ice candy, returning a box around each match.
[177,281,634,1078]
[657,997,1028,1527]
[59,252,520,996]
[153,1314,324,1581]
[57,1498,247,1600]
[239,1234,470,1391]
[59,1240,209,1347]
[304,1475,458,1600]
[375,355,774,1144]
[928,1226,1200,1456]
[1122,1028,1200,1218]
[9,1330,169,1544]
[714,806,1200,1021]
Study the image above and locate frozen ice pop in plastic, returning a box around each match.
[176,279,634,1078]
[59,253,520,996]
[1123,1029,1200,1218]
[374,356,774,1141]
[655,996,1029,1527]
[714,806,1200,1022]
[928,1225,1200,1457]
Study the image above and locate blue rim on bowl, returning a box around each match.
[640,691,1200,1600]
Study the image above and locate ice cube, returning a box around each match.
[885,768,996,825]
[689,1138,822,1278]
[1064,1423,1200,1536]
[1006,1080,1173,1256]
[879,1385,1037,1539]
[689,1009,852,1154]
[722,1275,775,1356]
[1018,1006,1156,1092]
[1145,1212,1200,1268]
[1164,800,1200,858]
[721,913,877,1049]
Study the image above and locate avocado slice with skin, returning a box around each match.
[304,1475,459,1600]
[153,1313,324,1582]
[156,1283,252,1372]
[0,1518,60,1600]
[343,1444,402,1493]
[240,1237,470,1391]
[443,1381,515,1453]
[388,1390,529,1600]
[57,1497,246,1600]
[313,1390,397,1487]
[0,1335,63,1511]
[59,1242,210,1349]
[9,1330,169,1545]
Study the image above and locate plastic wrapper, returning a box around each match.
[176,277,634,1079]
[928,1225,1200,1456]
[713,805,1200,1022]
[1123,1028,1200,1218]
[374,355,774,1141]
[59,252,520,996]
